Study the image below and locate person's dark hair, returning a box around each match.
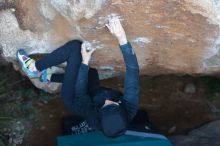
[100,104,128,137]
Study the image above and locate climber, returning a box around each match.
[16,17,140,137]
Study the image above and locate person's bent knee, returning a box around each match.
[67,40,83,52]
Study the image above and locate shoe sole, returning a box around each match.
[16,49,38,78]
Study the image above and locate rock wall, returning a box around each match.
[1,0,220,78]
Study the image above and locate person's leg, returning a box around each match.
[50,68,100,86]
[17,40,81,79]
[35,40,82,71]
[50,69,100,85]
[50,71,105,84]
[60,40,83,113]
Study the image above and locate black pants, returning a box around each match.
[35,40,100,112]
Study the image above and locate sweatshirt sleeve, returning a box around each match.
[74,63,89,97]
[73,63,100,129]
[120,42,140,121]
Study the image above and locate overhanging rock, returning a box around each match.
[1,0,220,92]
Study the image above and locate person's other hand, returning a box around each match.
[106,16,128,45]
[81,41,96,65]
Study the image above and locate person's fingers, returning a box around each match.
[114,19,118,32]
[106,23,110,29]
[114,17,121,30]
[81,45,85,53]
[112,20,117,33]
[114,20,120,32]
[107,16,123,35]
[110,15,115,22]
[115,18,122,30]
[82,45,87,53]
[86,48,95,57]
[106,20,115,34]
[107,24,114,34]
[116,20,122,30]
[115,18,121,24]
[82,42,85,49]
[90,48,96,54]
[82,41,89,49]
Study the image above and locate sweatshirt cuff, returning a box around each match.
[80,63,89,73]
[119,42,134,54]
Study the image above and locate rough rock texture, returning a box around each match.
[1,0,220,91]
[170,120,220,146]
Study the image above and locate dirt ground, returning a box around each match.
[2,57,219,146]
[21,98,69,146]
[20,74,220,146]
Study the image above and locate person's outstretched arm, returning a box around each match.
[106,17,140,121]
